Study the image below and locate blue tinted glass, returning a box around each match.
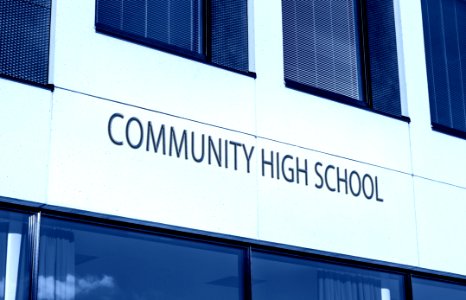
[0,210,31,300]
[413,277,466,300]
[422,0,466,131]
[252,251,404,300]
[38,217,244,300]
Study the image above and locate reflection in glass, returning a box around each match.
[37,217,244,300]
[0,210,31,300]
[412,277,466,300]
[252,251,404,300]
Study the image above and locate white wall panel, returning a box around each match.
[0,80,52,202]
[47,89,258,238]
[255,138,418,265]
[414,177,466,275]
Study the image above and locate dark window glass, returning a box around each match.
[413,277,466,300]
[0,0,51,85]
[0,210,32,300]
[96,0,249,73]
[421,0,466,135]
[252,251,405,300]
[282,0,402,117]
[37,217,245,300]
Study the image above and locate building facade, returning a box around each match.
[0,0,466,298]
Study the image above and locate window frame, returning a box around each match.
[283,0,372,108]
[95,0,256,78]
[420,0,466,139]
[0,0,54,89]
[281,0,408,122]
[0,198,465,299]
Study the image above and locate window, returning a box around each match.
[252,251,405,300]
[37,217,246,299]
[412,277,466,300]
[96,0,250,74]
[421,0,466,137]
[0,204,465,299]
[0,0,52,85]
[282,0,402,117]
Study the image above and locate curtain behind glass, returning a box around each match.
[0,212,31,300]
[318,270,382,300]
[0,224,7,298]
[38,229,75,300]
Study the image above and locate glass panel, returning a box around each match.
[37,217,244,300]
[210,0,249,72]
[0,210,31,300]
[422,0,466,131]
[412,277,466,300]
[252,251,404,300]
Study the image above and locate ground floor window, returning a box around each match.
[37,217,244,299]
[0,204,464,299]
[252,251,404,300]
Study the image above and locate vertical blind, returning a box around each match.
[422,0,466,133]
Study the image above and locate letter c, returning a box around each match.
[325,165,336,192]
[108,113,124,146]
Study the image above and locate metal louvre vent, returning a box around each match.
[282,0,362,101]
[0,0,51,85]
[422,0,466,132]
[210,0,249,72]
[97,0,203,55]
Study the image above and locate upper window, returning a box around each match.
[0,0,52,85]
[421,0,466,138]
[95,0,250,74]
[281,0,403,118]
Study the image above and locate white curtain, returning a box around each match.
[0,221,30,300]
[38,229,75,300]
[0,223,7,299]
[318,270,382,300]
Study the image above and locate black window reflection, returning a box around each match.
[37,217,244,300]
[0,210,31,300]
[412,277,466,300]
[252,251,404,300]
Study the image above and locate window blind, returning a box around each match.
[0,0,51,85]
